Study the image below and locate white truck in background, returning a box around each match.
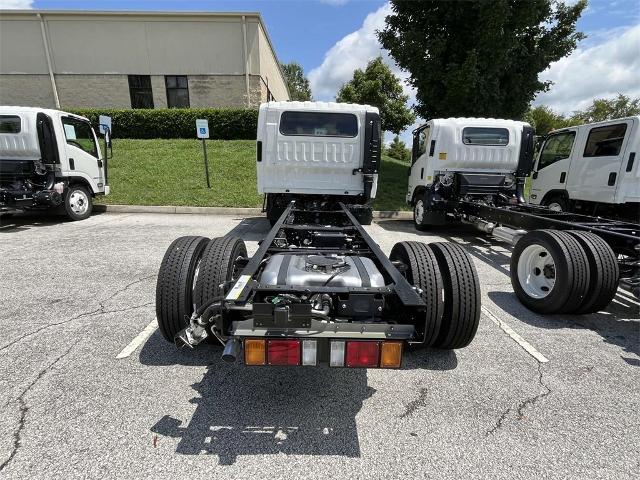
[407,117,533,229]
[529,116,639,222]
[257,101,381,225]
[0,107,111,221]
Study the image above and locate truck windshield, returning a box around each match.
[462,127,509,146]
[279,111,358,137]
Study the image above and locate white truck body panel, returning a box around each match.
[257,101,379,198]
[0,106,106,195]
[529,116,639,206]
[408,117,530,202]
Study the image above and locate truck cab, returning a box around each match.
[256,101,381,225]
[0,107,111,220]
[408,118,533,229]
[529,116,639,221]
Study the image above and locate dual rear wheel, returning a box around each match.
[390,241,481,349]
[511,230,618,314]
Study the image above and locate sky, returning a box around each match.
[2,0,640,143]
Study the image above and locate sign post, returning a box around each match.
[196,119,211,188]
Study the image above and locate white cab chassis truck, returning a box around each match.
[153,103,483,369]
[0,107,111,221]
[529,116,639,222]
[407,117,639,311]
[257,101,380,225]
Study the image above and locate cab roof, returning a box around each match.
[261,101,379,114]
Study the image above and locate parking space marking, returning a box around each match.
[116,319,157,359]
[482,306,549,363]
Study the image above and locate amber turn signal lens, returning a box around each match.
[380,341,403,368]
[244,339,266,365]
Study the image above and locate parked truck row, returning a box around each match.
[153,101,639,369]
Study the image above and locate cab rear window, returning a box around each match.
[0,115,21,134]
[462,127,509,146]
[583,123,627,157]
[279,111,358,137]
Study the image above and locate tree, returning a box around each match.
[281,62,313,101]
[569,94,640,124]
[386,135,410,162]
[524,105,570,134]
[336,57,415,134]
[379,0,586,120]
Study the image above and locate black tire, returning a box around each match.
[567,231,619,314]
[390,241,444,347]
[427,242,481,349]
[155,236,210,342]
[193,236,247,310]
[510,230,589,314]
[413,195,429,231]
[64,184,93,221]
[542,195,569,212]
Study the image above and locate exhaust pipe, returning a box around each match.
[222,338,241,363]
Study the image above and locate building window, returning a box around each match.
[128,75,154,109]
[165,75,190,108]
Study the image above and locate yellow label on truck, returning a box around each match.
[225,275,252,300]
[439,152,447,160]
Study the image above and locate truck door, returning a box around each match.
[408,125,429,203]
[530,130,576,205]
[60,116,103,191]
[566,120,633,204]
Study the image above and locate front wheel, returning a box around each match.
[64,185,93,221]
[542,195,568,212]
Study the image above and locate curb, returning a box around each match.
[94,204,413,220]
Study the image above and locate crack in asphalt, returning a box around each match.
[0,342,78,472]
[0,275,156,354]
[398,387,429,419]
[486,363,552,436]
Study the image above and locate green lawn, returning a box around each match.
[98,139,410,211]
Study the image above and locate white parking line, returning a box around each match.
[482,306,549,363]
[116,319,158,359]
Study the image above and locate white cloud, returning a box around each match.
[319,0,350,5]
[535,24,640,114]
[0,0,34,8]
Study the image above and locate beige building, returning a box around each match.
[0,10,290,110]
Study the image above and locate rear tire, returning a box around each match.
[567,231,619,313]
[390,241,444,347]
[510,230,589,314]
[428,242,481,349]
[193,236,247,310]
[155,236,210,342]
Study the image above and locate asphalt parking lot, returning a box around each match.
[0,212,638,479]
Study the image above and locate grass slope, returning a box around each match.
[98,139,410,211]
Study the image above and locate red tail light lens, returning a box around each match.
[267,340,301,366]
[346,341,379,368]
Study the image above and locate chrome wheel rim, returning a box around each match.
[69,190,89,215]
[517,244,556,299]
[415,199,424,224]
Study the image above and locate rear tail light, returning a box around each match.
[346,341,379,368]
[302,340,317,366]
[244,339,266,366]
[380,341,403,368]
[267,339,301,366]
[330,340,345,367]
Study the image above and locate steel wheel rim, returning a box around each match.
[69,190,89,215]
[548,202,563,212]
[517,244,556,299]
[415,199,424,224]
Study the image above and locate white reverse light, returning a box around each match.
[329,340,345,367]
[302,340,317,366]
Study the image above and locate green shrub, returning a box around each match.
[67,108,258,140]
